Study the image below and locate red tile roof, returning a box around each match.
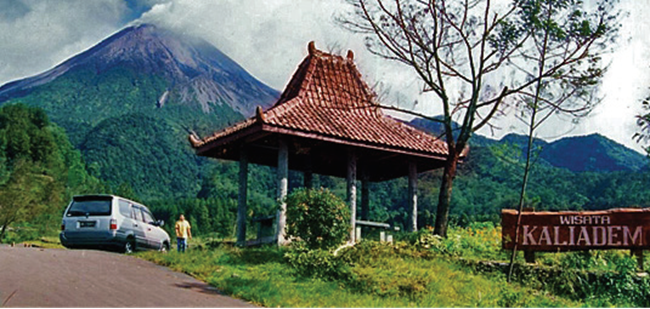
[191,42,450,158]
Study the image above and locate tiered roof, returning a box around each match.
[190,42,449,158]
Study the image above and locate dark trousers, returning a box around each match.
[177,237,187,252]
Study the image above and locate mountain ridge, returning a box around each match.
[408,118,647,173]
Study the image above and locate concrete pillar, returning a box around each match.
[347,149,357,243]
[408,161,418,232]
[361,175,369,221]
[276,138,289,245]
[236,147,249,246]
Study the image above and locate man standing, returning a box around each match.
[175,214,192,253]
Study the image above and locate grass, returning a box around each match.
[136,223,650,307]
[408,222,650,307]
[2,235,65,249]
[137,240,580,307]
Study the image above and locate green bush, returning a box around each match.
[285,188,350,250]
[284,246,353,280]
[139,237,581,307]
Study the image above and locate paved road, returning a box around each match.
[0,246,255,307]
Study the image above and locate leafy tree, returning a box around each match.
[0,103,102,242]
[285,188,351,250]
[147,197,238,239]
[0,160,62,242]
[340,0,619,236]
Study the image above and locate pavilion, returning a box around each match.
[189,42,461,245]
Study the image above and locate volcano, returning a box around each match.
[0,24,281,199]
[0,23,279,141]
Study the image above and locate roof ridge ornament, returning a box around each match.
[347,50,354,61]
[188,133,203,148]
[308,41,316,56]
[256,105,266,122]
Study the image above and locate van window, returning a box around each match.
[141,209,155,224]
[131,206,143,222]
[118,200,131,217]
[67,197,112,217]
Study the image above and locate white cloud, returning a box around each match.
[138,0,367,90]
[500,1,650,153]
[0,0,160,84]
[583,1,650,152]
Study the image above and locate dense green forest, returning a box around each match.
[3,66,245,201]
[0,104,104,242]
[80,113,201,199]
[130,137,650,238]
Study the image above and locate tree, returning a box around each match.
[0,103,102,241]
[505,0,618,281]
[340,0,618,236]
[285,188,351,250]
[0,160,62,242]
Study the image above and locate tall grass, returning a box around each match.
[406,222,650,307]
[138,238,579,307]
[137,223,650,307]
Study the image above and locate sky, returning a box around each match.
[0,0,648,153]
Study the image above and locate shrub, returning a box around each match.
[285,188,350,250]
[284,245,353,280]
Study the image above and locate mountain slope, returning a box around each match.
[0,24,279,145]
[408,118,647,172]
[0,23,281,199]
[540,133,647,172]
[80,113,199,199]
[0,23,278,116]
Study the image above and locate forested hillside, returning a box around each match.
[343,142,650,231]
[410,118,647,173]
[0,104,103,242]
[140,137,650,238]
[80,113,202,199]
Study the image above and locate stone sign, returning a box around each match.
[502,208,650,251]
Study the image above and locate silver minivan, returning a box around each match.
[60,194,171,253]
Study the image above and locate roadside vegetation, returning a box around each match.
[137,222,650,307]
[138,192,650,308]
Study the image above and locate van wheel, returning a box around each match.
[160,242,170,253]
[123,238,135,254]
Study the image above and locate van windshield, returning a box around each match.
[66,198,112,217]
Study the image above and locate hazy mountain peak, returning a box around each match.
[0,23,279,116]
